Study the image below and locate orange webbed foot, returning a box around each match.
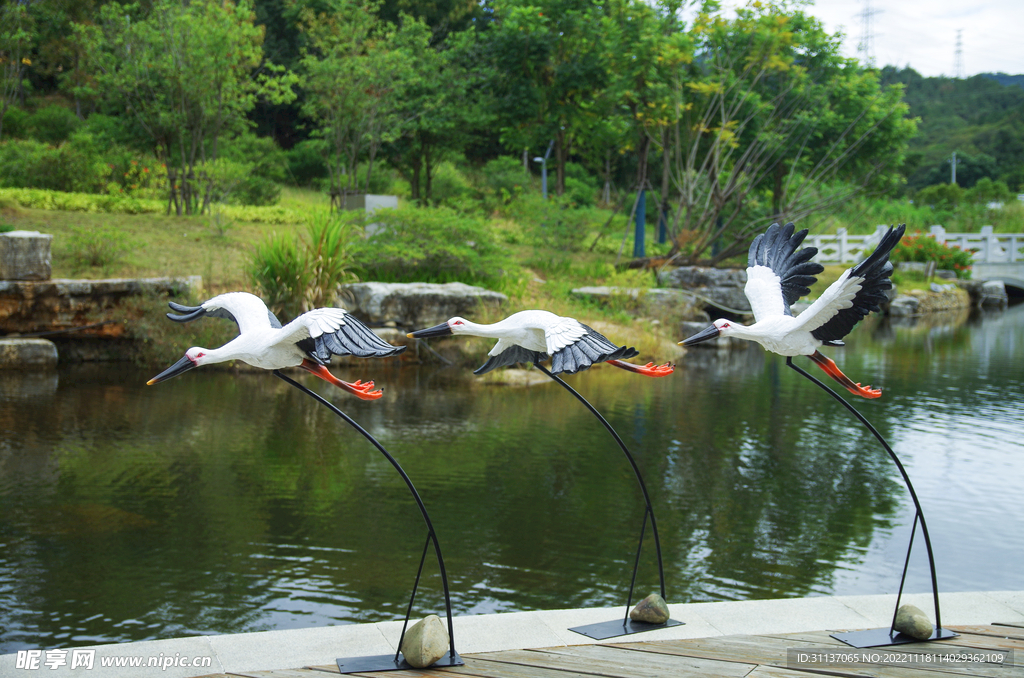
[607,359,675,377]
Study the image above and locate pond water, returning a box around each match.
[2,304,1023,653]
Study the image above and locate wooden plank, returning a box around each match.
[532,644,754,677]
[228,671,330,678]
[436,656,605,678]
[471,646,755,678]
[608,633,1021,678]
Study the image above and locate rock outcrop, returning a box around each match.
[657,267,751,314]
[340,282,506,329]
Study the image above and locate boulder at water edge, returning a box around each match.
[400,614,449,668]
[629,593,670,624]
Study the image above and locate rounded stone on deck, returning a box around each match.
[400,614,449,668]
[893,604,933,640]
[0,338,58,369]
[630,593,670,624]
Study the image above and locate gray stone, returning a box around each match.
[340,282,506,329]
[888,295,920,317]
[0,276,202,335]
[981,280,1009,307]
[657,266,751,313]
[570,286,706,320]
[400,614,449,669]
[893,604,934,640]
[0,230,53,281]
[0,338,58,369]
[629,593,670,624]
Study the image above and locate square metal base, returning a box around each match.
[832,626,959,648]
[569,617,684,640]
[336,651,463,674]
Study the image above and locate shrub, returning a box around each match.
[889,233,974,279]
[247,211,359,320]
[64,225,133,272]
[0,133,110,193]
[26,105,80,144]
[914,183,963,209]
[350,205,521,292]
[480,156,530,207]
[429,161,473,208]
[0,107,28,139]
[285,140,328,186]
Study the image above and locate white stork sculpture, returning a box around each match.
[681,222,906,398]
[407,310,673,377]
[147,292,404,399]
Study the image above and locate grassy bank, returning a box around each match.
[1,187,982,368]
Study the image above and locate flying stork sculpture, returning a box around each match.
[681,222,906,398]
[146,291,462,672]
[408,311,680,639]
[147,292,404,398]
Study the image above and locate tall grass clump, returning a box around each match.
[247,211,359,320]
[350,205,523,294]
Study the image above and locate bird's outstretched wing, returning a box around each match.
[283,307,406,362]
[167,292,281,334]
[745,222,824,323]
[549,323,638,375]
[802,224,905,345]
[474,342,547,375]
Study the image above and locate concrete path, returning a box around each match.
[2,591,1022,677]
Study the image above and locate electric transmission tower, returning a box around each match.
[953,30,964,78]
[857,0,882,67]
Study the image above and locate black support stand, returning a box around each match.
[785,358,957,648]
[274,372,464,673]
[535,365,683,640]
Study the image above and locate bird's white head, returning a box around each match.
[146,346,209,385]
[406,317,470,339]
[680,319,736,347]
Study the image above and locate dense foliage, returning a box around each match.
[881,67,1024,191]
[1,0,1021,272]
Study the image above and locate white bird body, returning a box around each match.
[148,292,404,399]
[409,309,672,377]
[683,222,906,398]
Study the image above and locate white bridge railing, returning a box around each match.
[805,225,1024,265]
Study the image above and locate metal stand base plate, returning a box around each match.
[569,618,684,640]
[832,627,959,648]
[336,651,463,674]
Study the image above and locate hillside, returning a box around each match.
[880,67,1024,191]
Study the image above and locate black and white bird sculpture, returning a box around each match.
[147,292,405,399]
[681,222,906,398]
[407,310,673,377]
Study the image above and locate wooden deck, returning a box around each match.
[204,624,1024,678]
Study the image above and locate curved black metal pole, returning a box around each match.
[535,364,667,602]
[274,371,457,661]
[786,358,942,632]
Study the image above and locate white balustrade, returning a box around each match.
[805,225,1024,265]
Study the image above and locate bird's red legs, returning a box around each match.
[808,351,881,399]
[606,360,675,377]
[299,359,384,400]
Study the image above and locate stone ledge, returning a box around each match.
[0,276,201,335]
[0,338,58,368]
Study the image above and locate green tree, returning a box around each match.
[297,0,410,207]
[659,2,915,264]
[74,0,295,215]
[0,2,35,140]
[478,0,612,196]
[386,18,493,203]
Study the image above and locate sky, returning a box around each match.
[801,0,1024,77]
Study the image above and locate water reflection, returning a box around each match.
[1,304,1023,652]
